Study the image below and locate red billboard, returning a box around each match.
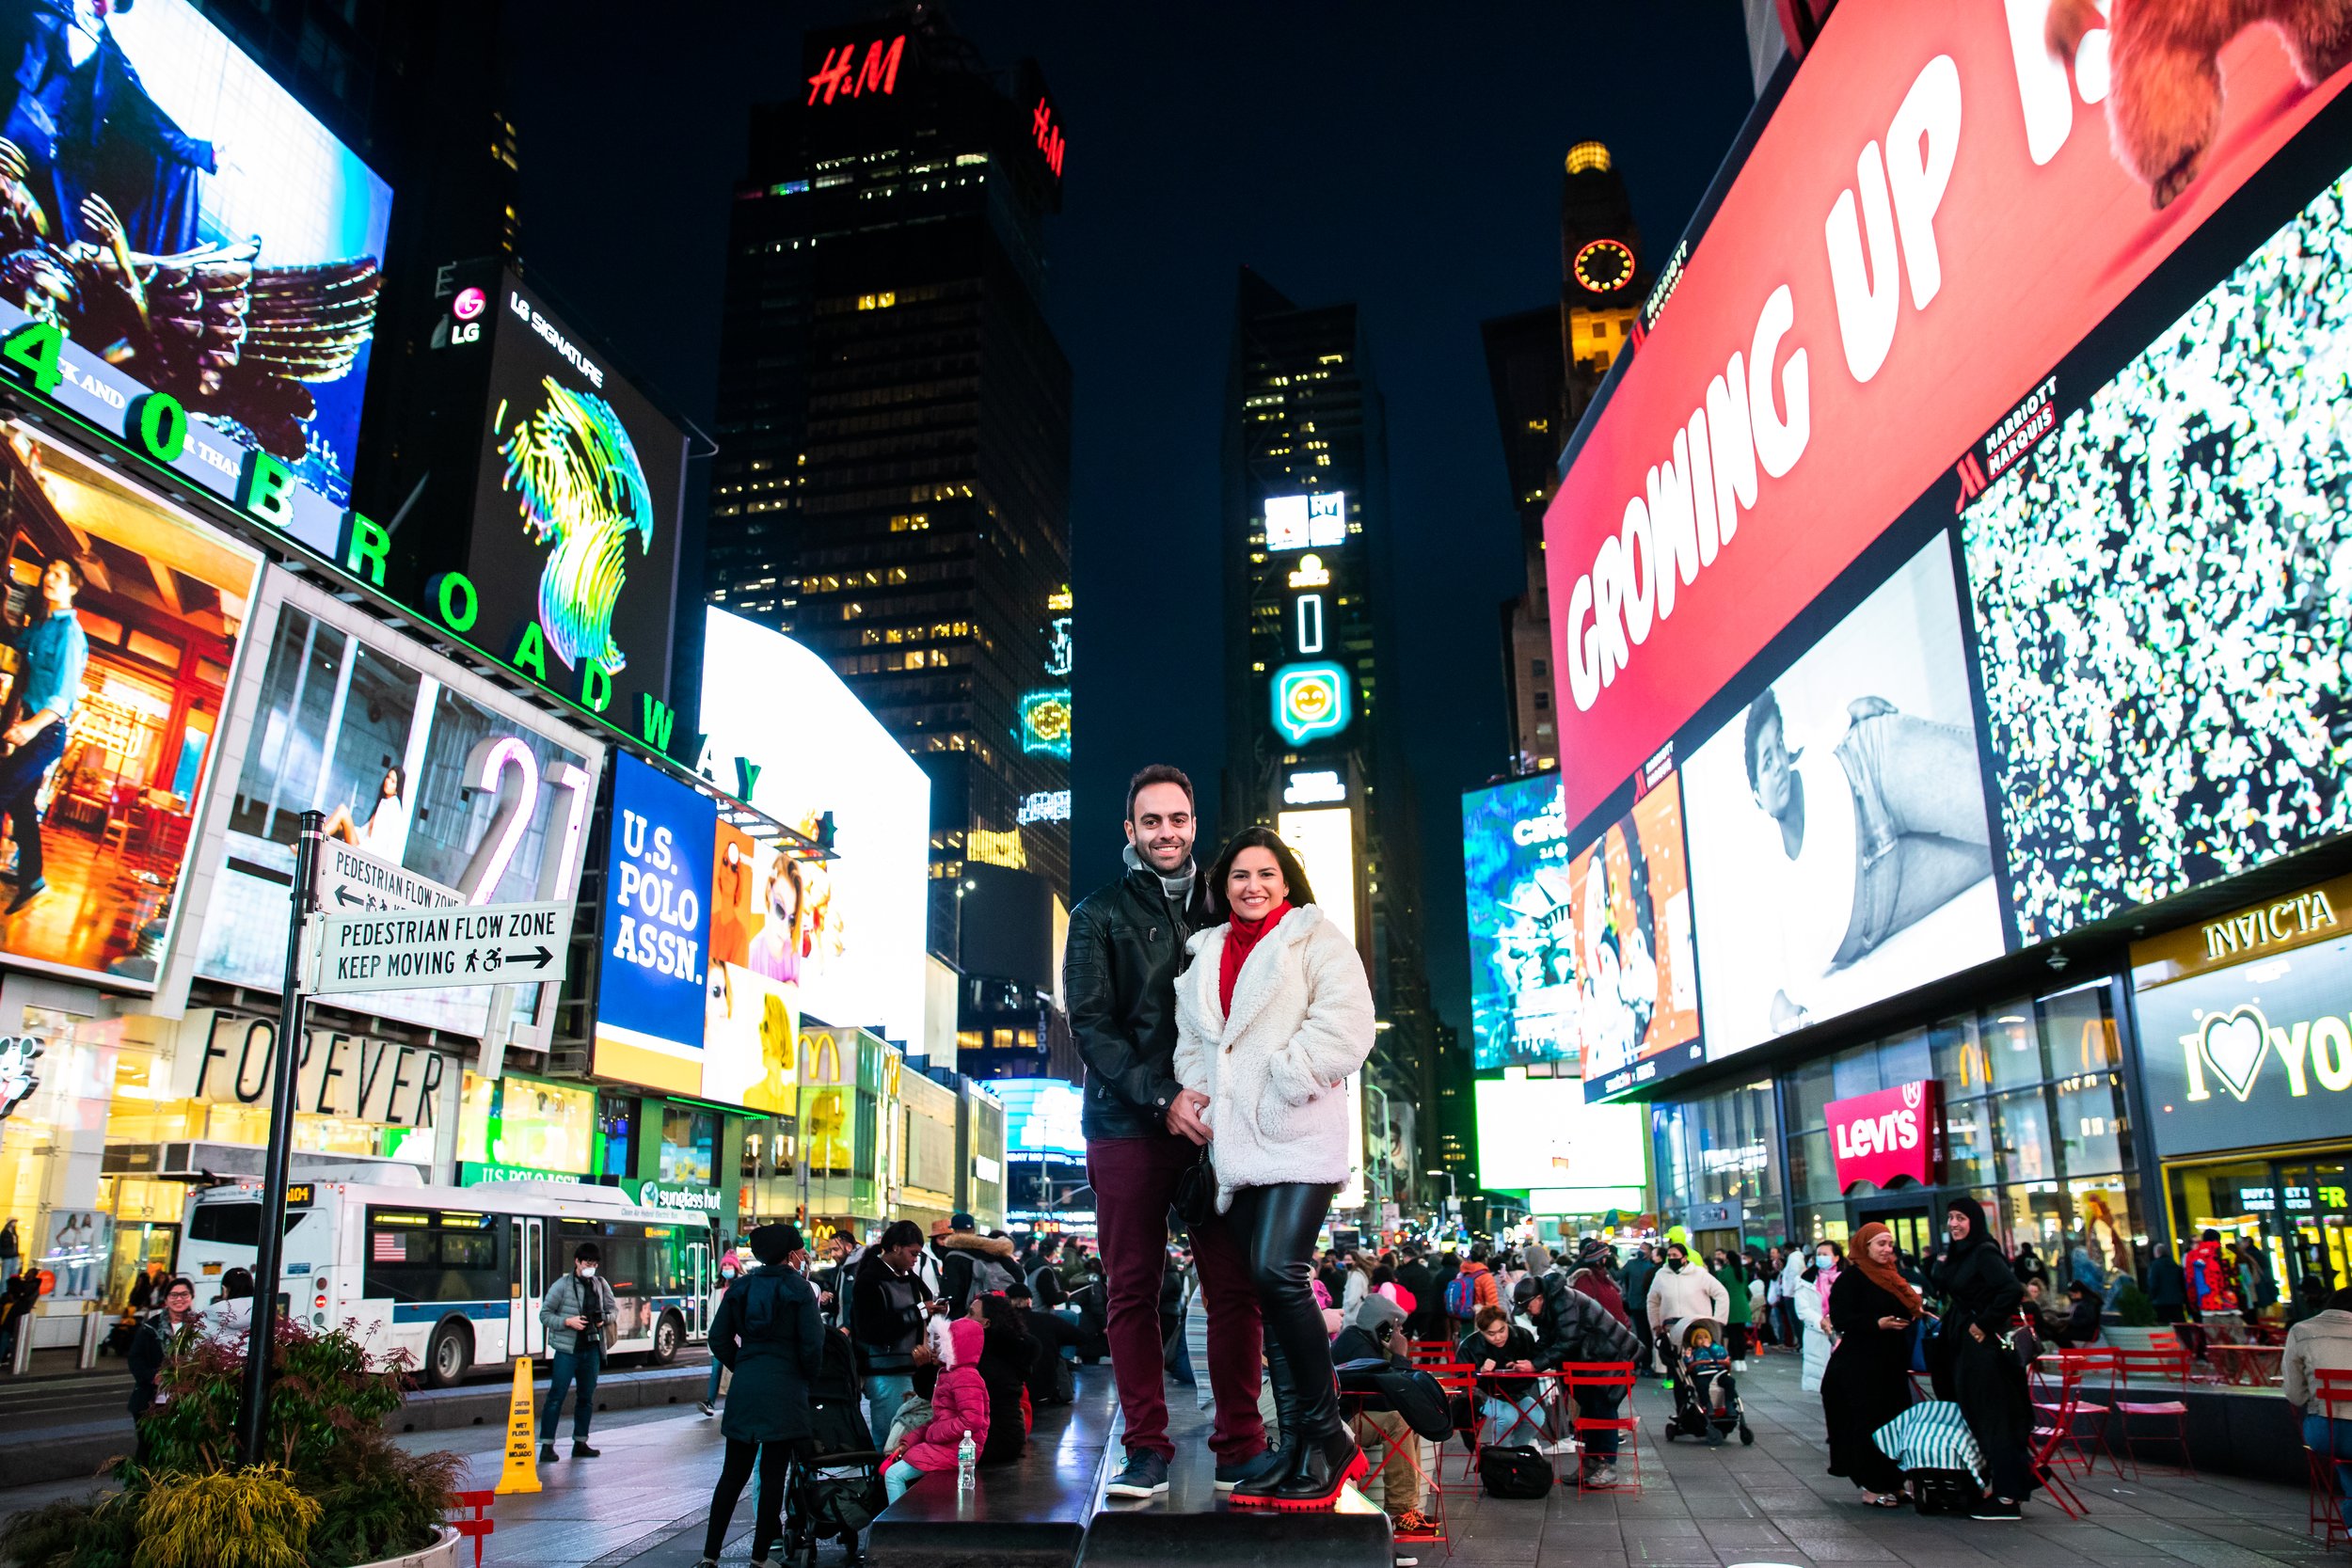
[1825,1080,1943,1193]
[1544,0,2352,834]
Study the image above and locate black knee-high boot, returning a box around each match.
[1230,1181,1363,1509]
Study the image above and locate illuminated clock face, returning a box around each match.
[1574,238,1636,295]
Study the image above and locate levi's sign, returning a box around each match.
[1541,0,2352,834]
[1825,1080,1942,1193]
[310,902,569,995]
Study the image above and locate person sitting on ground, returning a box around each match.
[1006,1279,1082,1405]
[695,1223,822,1568]
[1457,1304,1545,1449]
[970,1293,1034,1464]
[1329,1293,1432,1538]
[884,1316,989,1504]
[1518,1268,1641,1486]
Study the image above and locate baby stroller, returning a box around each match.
[782,1329,886,1568]
[1660,1318,1752,1446]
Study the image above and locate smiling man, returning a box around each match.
[1065,764,1273,1498]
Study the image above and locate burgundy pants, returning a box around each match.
[1089,1132,1265,1463]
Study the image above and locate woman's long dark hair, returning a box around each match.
[1206,826,1315,919]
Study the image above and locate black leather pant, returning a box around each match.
[1229,1180,1343,1445]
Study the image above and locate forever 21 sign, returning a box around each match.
[169,1009,450,1130]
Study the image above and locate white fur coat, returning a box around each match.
[1172,906,1376,1212]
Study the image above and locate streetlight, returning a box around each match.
[1424,1168,1458,1205]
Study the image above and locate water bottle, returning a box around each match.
[957,1431,977,1490]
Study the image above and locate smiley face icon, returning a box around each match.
[1272,662,1351,745]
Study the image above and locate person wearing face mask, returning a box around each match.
[1645,1241,1729,1354]
[539,1242,620,1462]
[1931,1196,2033,1519]
[701,1252,744,1417]
[1798,1241,1841,1395]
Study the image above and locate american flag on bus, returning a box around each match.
[372,1232,407,1261]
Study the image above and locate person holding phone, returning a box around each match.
[1821,1222,1922,1507]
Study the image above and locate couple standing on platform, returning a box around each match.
[1065,764,1379,1511]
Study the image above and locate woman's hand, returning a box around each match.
[1968,1323,1985,1342]
[1877,1315,1908,1332]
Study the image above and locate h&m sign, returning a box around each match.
[170,1009,452,1129]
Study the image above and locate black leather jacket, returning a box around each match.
[1064,859,1213,1140]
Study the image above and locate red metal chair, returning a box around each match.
[2113,1345,2194,1477]
[447,1491,494,1568]
[2308,1368,2352,1550]
[1431,1362,1486,1483]
[2028,1383,2090,1518]
[1564,1362,1641,1494]
[1408,1338,1456,1368]
[2035,1348,2122,1475]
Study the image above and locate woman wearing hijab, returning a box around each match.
[1821,1223,1921,1507]
[1931,1196,2033,1519]
[1172,827,1378,1510]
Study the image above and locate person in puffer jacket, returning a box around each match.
[884,1316,990,1503]
[1517,1273,1640,1486]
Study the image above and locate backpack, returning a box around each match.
[1445,1271,1478,1321]
[964,1254,1018,1305]
[1478,1444,1552,1499]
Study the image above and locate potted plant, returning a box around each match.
[0,1319,466,1568]
[2100,1279,2162,1352]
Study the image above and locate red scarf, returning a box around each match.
[1218,900,1292,1016]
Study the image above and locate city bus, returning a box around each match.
[178,1178,716,1386]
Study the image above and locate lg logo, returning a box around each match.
[450,286,487,345]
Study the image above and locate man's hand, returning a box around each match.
[1511,1359,1534,1373]
[564,1315,587,1331]
[1968,1323,1985,1343]
[819,1291,835,1307]
[1166,1087,1213,1145]
[912,1342,937,1367]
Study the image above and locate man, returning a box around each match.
[0,555,87,914]
[1007,1279,1084,1406]
[935,1212,1020,1315]
[1066,764,1271,1498]
[1329,1294,1432,1537]
[1623,1242,1662,1370]
[1396,1244,1439,1343]
[811,1227,854,1324]
[1446,1243,1500,1333]
[1519,1271,1641,1486]
[1741,689,1994,1033]
[539,1241,619,1462]
[850,1219,937,1435]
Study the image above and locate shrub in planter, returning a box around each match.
[133,1465,319,1568]
[1,1320,459,1568]
[2113,1279,2157,1328]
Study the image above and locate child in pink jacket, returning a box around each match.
[885,1316,990,1503]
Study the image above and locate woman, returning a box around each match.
[2233,1238,2278,1322]
[696,1224,823,1568]
[203,1267,253,1338]
[1822,1223,1921,1507]
[1458,1303,1546,1448]
[128,1275,199,1443]
[1931,1196,2034,1520]
[699,1253,743,1417]
[749,854,803,983]
[1342,1252,1374,1318]
[326,766,408,851]
[1798,1240,1841,1395]
[1173,827,1378,1510]
[1710,1248,1754,1367]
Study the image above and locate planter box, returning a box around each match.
[351,1525,460,1568]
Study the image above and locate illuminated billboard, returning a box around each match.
[699,608,929,1046]
[1473,1075,1646,1196]
[467,276,686,726]
[1265,492,1347,551]
[1568,778,1702,1092]
[1018,689,1071,758]
[1542,0,2352,838]
[193,572,599,1047]
[1462,774,1576,1070]
[994,1076,1087,1161]
[592,753,717,1095]
[1276,805,1356,948]
[0,426,260,988]
[1271,661,1351,747]
[0,0,389,507]
[1963,166,2352,946]
[1679,538,2001,1068]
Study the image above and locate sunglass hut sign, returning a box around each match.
[2142,931,2352,1156]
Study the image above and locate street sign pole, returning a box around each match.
[238,809,323,1466]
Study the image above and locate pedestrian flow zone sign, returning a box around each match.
[309,901,569,994]
[318,841,462,916]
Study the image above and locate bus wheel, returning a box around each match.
[651,1310,683,1366]
[423,1321,472,1388]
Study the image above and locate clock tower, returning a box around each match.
[1558,140,1645,431]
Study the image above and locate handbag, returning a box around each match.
[1907,1315,1933,1374]
[1477,1443,1553,1499]
[1171,1142,1216,1227]
[1997,1313,2042,1371]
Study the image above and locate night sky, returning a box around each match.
[512,2,1756,1038]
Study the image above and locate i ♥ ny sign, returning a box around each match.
[2185,1004,2352,1104]
[1825,1080,1943,1194]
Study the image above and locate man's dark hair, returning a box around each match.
[1006,1280,1033,1303]
[1206,826,1316,916]
[40,553,86,594]
[573,1241,601,1262]
[1470,1242,1490,1263]
[2329,1286,2352,1312]
[1742,688,1783,792]
[1125,764,1195,821]
[879,1219,925,1254]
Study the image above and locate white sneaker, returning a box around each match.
[1587,1463,1619,1487]
[697,1401,715,1417]
[1734,1359,1748,1370]
[1540,1438,1579,1457]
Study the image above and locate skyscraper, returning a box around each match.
[706,13,1075,942]
[1484,141,1645,775]
[1221,271,1438,1221]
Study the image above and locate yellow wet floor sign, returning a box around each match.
[495,1355,541,1495]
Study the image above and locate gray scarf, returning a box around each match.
[1123,843,1198,904]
